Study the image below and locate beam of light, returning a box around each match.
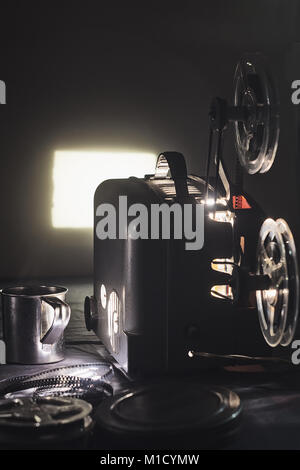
[52,150,157,228]
[0,80,6,104]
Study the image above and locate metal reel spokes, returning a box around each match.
[234,55,280,174]
[256,218,299,347]
[277,219,300,346]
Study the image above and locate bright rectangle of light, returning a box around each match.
[52,150,157,228]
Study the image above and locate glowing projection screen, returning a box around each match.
[52,150,157,228]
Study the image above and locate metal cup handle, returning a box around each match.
[40,297,71,344]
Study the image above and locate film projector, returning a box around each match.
[85,54,299,378]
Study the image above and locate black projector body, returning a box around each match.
[85,55,299,377]
[85,152,272,377]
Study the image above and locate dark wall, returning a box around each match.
[0,1,299,280]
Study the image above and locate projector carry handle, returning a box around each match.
[155,152,191,202]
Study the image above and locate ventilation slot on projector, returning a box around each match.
[150,178,204,202]
[107,291,121,353]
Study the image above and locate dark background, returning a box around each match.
[0,1,299,280]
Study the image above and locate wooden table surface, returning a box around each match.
[1,278,300,449]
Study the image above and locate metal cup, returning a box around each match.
[1,285,71,364]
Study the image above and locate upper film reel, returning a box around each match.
[233,55,280,174]
[256,218,299,347]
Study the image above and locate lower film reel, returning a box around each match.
[256,218,299,347]
[233,54,280,175]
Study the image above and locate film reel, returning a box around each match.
[256,218,299,347]
[277,219,299,346]
[0,396,93,448]
[233,55,280,174]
